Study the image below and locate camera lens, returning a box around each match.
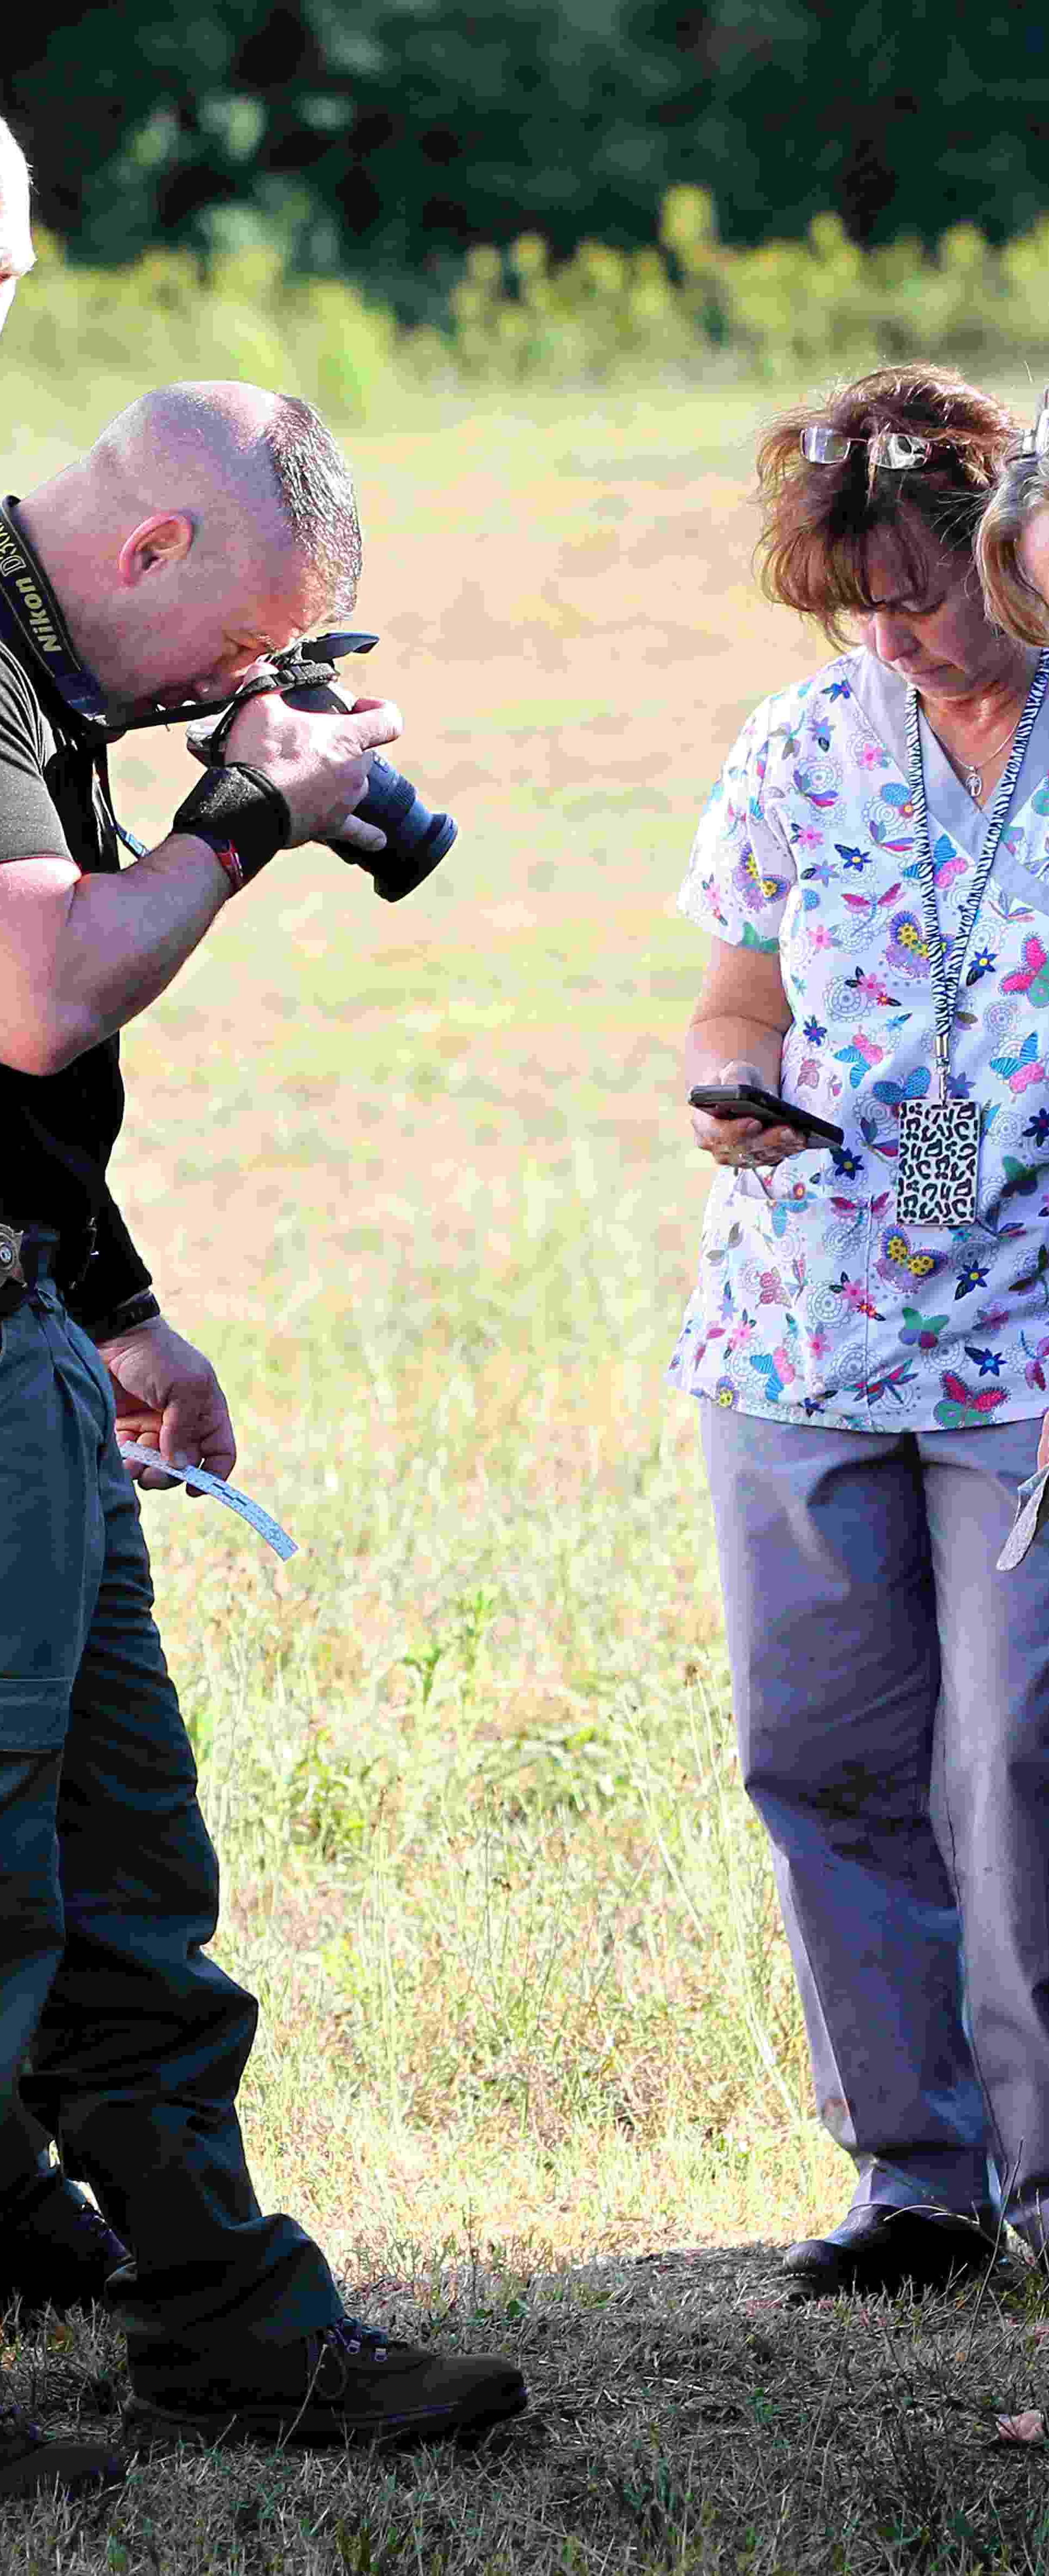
[274,675,458,901]
[353,755,457,900]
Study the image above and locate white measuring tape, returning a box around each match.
[117,1440,298,1560]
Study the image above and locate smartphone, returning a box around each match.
[688,1083,844,1147]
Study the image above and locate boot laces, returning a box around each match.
[323,2316,390,2366]
[311,2316,392,2396]
[70,2196,115,2246]
[0,2404,42,2449]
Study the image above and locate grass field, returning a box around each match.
[11,380,1049,2571]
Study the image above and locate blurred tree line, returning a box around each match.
[7,1,1049,324]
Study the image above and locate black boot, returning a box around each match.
[126,2311,527,2449]
[0,2169,128,2317]
[0,2401,123,2499]
[782,2204,1003,2298]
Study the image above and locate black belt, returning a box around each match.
[0,1220,60,1316]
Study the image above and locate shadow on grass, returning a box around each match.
[6,2243,1049,2571]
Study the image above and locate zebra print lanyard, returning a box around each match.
[896,650,1049,1227]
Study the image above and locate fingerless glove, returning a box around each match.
[171,763,291,893]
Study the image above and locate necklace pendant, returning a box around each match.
[964,762,983,802]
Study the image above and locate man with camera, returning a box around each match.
[0,106,151,2375]
[0,376,526,2492]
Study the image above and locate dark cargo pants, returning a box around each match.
[0,1269,341,2363]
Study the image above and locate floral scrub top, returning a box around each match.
[668,645,1049,1431]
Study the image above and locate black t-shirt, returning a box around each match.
[0,637,151,1328]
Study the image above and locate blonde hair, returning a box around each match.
[976,450,1049,646]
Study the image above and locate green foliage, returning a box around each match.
[10,192,1049,428]
[422,192,1049,385]
[10,1,1049,326]
[0,230,398,434]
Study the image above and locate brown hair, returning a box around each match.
[264,392,362,609]
[976,448,1049,646]
[756,365,1021,643]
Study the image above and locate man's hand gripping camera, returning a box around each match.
[179,631,456,902]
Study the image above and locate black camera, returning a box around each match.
[185,630,457,903]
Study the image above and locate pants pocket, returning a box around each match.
[0,1683,68,1753]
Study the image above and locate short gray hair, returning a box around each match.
[264,396,362,612]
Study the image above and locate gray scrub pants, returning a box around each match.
[0,1266,341,2367]
[701,1401,1049,2244]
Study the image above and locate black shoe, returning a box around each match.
[782,2203,1002,2299]
[0,2400,123,2501]
[0,2170,128,2318]
[125,2313,528,2450]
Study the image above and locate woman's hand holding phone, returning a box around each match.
[688,1060,821,1171]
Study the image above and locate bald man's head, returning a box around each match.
[89,381,362,612]
[17,378,364,713]
[0,121,33,335]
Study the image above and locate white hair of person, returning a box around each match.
[0,120,33,335]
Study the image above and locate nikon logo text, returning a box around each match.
[0,533,63,654]
[13,576,61,654]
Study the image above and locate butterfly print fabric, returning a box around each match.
[669,647,1049,1428]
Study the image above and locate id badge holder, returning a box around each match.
[896,1097,981,1227]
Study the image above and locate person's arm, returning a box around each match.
[2,837,228,1074]
[57,1188,234,1498]
[0,674,399,1493]
[0,691,402,1076]
[687,938,808,1169]
[93,1310,237,1497]
[686,935,791,1093]
[675,696,806,1173]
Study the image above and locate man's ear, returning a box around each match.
[117,512,196,586]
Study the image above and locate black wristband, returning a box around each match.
[172,764,291,889]
[86,1289,162,1345]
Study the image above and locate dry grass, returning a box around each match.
[11,2255,1049,2572]
[11,377,1049,2566]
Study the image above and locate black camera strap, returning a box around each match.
[0,498,112,734]
[0,503,128,1272]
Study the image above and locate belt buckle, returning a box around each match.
[0,1225,26,1315]
[0,1225,25,1288]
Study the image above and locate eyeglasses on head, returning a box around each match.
[799,424,934,470]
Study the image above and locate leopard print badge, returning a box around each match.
[896,1098,981,1227]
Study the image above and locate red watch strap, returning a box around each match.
[212,840,245,896]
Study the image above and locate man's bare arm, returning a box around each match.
[0,694,401,1076]
[0,842,231,1074]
